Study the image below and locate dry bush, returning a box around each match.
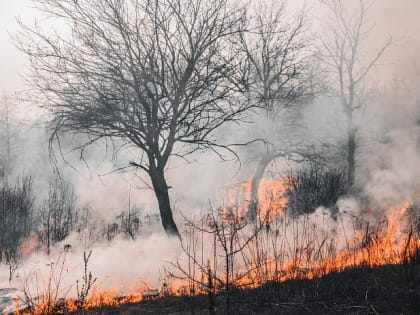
[285,162,347,216]
[75,250,97,311]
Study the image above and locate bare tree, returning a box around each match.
[0,176,34,267]
[37,177,77,255]
[318,0,391,189]
[16,0,250,238]
[0,92,12,185]
[237,0,315,218]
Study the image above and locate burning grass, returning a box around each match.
[61,263,420,314]
[9,177,420,315]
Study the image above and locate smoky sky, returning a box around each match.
[0,0,33,92]
[1,0,419,93]
[0,0,420,93]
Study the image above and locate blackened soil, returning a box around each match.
[61,263,420,315]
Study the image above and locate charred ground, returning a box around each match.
[57,262,420,315]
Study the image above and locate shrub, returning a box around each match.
[0,176,34,264]
[285,162,347,216]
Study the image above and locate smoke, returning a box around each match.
[0,234,182,299]
[360,98,420,206]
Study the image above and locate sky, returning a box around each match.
[0,0,419,94]
[0,0,419,93]
[0,0,33,93]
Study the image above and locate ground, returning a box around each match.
[57,262,420,315]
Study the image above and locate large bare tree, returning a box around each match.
[319,0,391,189]
[238,1,315,218]
[16,0,249,238]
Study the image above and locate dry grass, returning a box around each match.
[58,261,420,315]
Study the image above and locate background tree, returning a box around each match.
[0,176,34,266]
[17,0,249,238]
[238,0,316,218]
[36,177,77,255]
[0,92,12,184]
[319,0,391,189]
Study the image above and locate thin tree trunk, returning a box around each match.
[4,95,10,184]
[150,168,180,238]
[248,155,272,221]
[347,113,356,189]
[225,249,230,314]
[347,130,356,189]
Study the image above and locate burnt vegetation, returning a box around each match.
[43,201,419,314]
[61,264,420,315]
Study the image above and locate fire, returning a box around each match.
[252,177,289,220]
[13,180,420,314]
[16,286,146,315]
[14,277,195,314]
[236,201,419,286]
[219,176,289,221]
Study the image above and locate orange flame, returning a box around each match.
[218,176,289,222]
[235,201,419,287]
[14,180,420,314]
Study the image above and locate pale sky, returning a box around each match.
[0,0,33,93]
[0,0,419,93]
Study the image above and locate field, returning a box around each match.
[58,263,420,315]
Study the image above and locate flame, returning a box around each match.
[18,236,39,257]
[219,176,289,222]
[15,278,196,314]
[235,201,419,287]
[13,180,420,314]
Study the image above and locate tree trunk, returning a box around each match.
[347,113,356,189]
[347,130,356,189]
[150,167,180,238]
[248,155,272,221]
